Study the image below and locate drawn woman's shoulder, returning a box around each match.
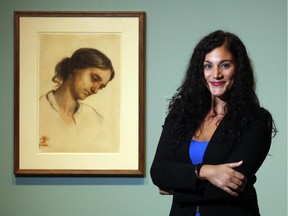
[77,102,104,122]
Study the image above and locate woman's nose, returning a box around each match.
[212,66,223,78]
[91,83,100,94]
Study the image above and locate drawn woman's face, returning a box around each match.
[69,67,112,100]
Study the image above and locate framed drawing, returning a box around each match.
[14,11,145,176]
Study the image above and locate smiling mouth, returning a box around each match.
[211,82,224,86]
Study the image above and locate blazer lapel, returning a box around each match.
[202,118,234,165]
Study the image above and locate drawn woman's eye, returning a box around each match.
[91,75,100,82]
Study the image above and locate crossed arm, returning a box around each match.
[151,111,272,201]
[159,160,246,196]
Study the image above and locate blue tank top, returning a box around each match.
[189,139,209,216]
[189,139,209,165]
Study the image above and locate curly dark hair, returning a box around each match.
[168,30,275,146]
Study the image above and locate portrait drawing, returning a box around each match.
[38,33,120,153]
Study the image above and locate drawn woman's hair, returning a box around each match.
[52,48,115,85]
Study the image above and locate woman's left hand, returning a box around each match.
[198,161,247,196]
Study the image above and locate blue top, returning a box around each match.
[189,139,209,164]
[189,139,209,216]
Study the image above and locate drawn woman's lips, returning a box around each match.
[84,90,91,96]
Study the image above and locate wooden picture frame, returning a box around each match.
[14,11,145,176]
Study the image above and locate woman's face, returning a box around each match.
[203,45,236,101]
[69,67,112,100]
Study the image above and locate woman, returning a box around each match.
[39,48,115,152]
[150,30,276,216]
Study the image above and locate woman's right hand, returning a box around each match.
[198,161,247,196]
[159,188,173,195]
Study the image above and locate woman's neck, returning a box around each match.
[53,83,79,124]
[193,98,226,141]
[209,96,226,117]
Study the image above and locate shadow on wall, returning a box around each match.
[15,176,145,186]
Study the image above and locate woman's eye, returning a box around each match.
[203,64,212,69]
[221,63,231,69]
[91,75,100,82]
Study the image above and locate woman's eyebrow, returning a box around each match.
[204,59,234,63]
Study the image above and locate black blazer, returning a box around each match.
[150,108,272,216]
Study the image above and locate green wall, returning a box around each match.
[0,0,286,215]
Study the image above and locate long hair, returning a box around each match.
[52,48,115,85]
[168,30,274,146]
